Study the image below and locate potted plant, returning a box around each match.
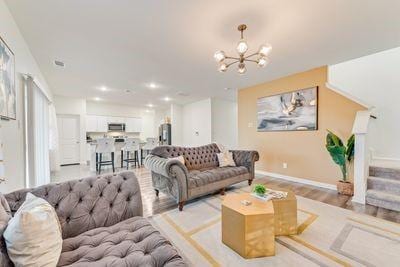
[253,184,267,196]
[325,130,355,196]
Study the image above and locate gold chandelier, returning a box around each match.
[214,24,272,74]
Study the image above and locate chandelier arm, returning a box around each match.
[225,56,240,60]
[226,60,240,67]
[243,59,258,63]
[243,52,259,59]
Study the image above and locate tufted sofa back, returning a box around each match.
[150,143,221,170]
[4,171,142,239]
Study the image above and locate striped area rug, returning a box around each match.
[149,185,400,267]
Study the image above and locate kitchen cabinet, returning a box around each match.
[86,115,142,133]
[107,116,126,123]
[97,116,108,132]
[86,115,98,132]
[126,118,142,132]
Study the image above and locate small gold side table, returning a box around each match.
[271,190,297,236]
[222,193,275,258]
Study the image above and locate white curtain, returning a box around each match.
[25,77,51,187]
[49,104,60,172]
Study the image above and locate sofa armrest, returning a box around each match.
[144,155,189,200]
[230,150,260,178]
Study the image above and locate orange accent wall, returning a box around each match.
[238,66,365,185]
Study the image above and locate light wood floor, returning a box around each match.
[52,165,400,223]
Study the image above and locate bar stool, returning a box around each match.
[121,138,140,169]
[95,138,115,174]
[141,137,158,165]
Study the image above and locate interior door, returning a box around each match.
[58,115,80,165]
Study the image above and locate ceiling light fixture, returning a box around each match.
[94,97,101,101]
[147,103,154,108]
[149,82,157,89]
[100,86,107,91]
[214,24,272,75]
[163,97,171,102]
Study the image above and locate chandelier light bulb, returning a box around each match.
[257,57,269,68]
[218,63,228,72]
[236,39,248,54]
[258,44,272,57]
[214,50,226,62]
[238,63,246,74]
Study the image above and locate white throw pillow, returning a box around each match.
[217,152,236,167]
[3,193,62,267]
[169,155,185,165]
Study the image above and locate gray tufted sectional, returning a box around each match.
[144,143,259,211]
[0,171,186,267]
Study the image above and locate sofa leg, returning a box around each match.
[155,189,159,197]
[248,179,253,186]
[220,188,225,195]
[178,201,185,211]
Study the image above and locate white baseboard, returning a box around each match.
[255,170,337,191]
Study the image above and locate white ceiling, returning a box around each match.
[6,0,400,109]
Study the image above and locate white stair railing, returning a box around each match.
[351,110,372,204]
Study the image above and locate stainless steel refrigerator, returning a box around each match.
[159,123,171,145]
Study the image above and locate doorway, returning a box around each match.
[57,115,80,165]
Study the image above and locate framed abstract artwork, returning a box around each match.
[257,86,318,132]
[0,36,16,120]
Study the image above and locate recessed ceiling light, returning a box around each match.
[224,87,231,91]
[147,103,154,108]
[94,97,101,101]
[145,109,151,113]
[148,82,157,89]
[163,97,171,102]
[100,86,107,91]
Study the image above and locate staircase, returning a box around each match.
[366,165,400,211]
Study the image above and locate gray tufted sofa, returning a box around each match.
[0,171,186,267]
[144,143,259,211]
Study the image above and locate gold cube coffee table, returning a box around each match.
[271,190,297,236]
[221,190,297,258]
[222,193,275,258]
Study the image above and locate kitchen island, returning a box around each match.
[87,140,146,171]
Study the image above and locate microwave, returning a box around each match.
[108,123,125,132]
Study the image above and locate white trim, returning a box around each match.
[325,82,373,109]
[256,170,337,191]
[23,74,52,103]
[371,156,400,163]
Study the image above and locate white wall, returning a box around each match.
[182,98,212,146]
[170,104,183,146]
[54,96,87,164]
[0,0,51,193]
[211,98,238,149]
[328,46,400,160]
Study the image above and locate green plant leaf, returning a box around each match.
[346,134,355,162]
[326,130,344,147]
[326,145,346,166]
[253,184,266,195]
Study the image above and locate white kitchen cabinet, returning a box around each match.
[107,116,126,123]
[126,118,142,132]
[86,115,98,132]
[97,116,108,132]
[86,115,142,133]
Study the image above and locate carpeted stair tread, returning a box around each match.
[366,189,400,212]
[367,176,400,195]
[369,166,400,181]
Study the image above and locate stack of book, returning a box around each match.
[251,188,288,201]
